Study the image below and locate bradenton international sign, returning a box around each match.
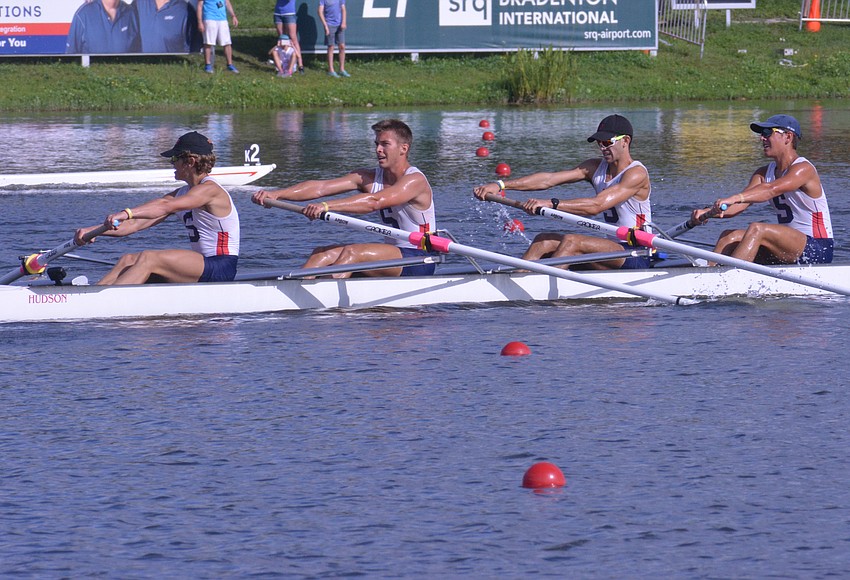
[349,0,658,52]
[0,0,656,57]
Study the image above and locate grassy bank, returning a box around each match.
[0,1,847,112]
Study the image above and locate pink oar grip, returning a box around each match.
[616,227,656,248]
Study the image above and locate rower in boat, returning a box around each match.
[473,114,653,271]
[252,119,437,278]
[691,114,834,266]
[73,131,240,285]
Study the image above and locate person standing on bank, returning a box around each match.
[691,114,834,265]
[274,0,304,73]
[74,132,240,285]
[319,0,348,77]
[197,0,239,73]
[251,119,436,278]
[473,114,652,270]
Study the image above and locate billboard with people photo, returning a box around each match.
[0,0,199,56]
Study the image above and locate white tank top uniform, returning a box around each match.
[174,176,240,257]
[591,159,652,269]
[591,159,651,230]
[764,157,833,264]
[374,166,437,249]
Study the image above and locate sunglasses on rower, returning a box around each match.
[759,127,786,138]
[170,154,196,164]
[597,134,627,149]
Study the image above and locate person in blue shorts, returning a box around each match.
[251,119,438,278]
[274,0,304,73]
[692,114,834,265]
[66,0,141,54]
[319,0,348,77]
[135,0,195,53]
[74,132,240,285]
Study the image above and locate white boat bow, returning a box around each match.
[0,163,276,188]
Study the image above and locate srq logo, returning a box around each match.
[439,0,492,26]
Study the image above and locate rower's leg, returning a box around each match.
[731,222,807,264]
[103,249,205,285]
[96,252,140,285]
[522,233,564,261]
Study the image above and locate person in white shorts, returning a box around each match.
[197,0,239,74]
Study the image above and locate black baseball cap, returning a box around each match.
[160,131,214,157]
[587,114,634,142]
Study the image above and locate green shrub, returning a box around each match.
[502,47,576,104]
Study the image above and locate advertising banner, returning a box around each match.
[335,0,658,53]
[0,0,198,56]
[1,0,656,57]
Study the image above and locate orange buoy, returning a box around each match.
[476,147,490,157]
[495,163,511,176]
[482,131,495,141]
[479,119,490,128]
[504,219,524,233]
[806,0,821,31]
[522,462,566,488]
[500,341,531,356]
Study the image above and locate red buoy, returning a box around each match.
[479,119,491,128]
[495,163,511,176]
[482,131,495,141]
[522,462,566,488]
[475,147,490,157]
[504,219,525,233]
[500,341,531,356]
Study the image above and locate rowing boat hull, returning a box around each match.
[1,264,847,323]
[0,164,276,188]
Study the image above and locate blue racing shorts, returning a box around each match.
[399,247,437,277]
[619,243,652,269]
[274,14,297,25]
[200,255,239,282]
[798,237,834,264]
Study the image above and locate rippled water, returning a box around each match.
[2,103,850,578]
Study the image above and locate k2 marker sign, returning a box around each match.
[349,0,656,52]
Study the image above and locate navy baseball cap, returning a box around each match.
[587,114,634,142]
[161,131,214,157]
[750,115,802,139]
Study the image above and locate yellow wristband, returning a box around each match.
[496,180,506,192]
[321,202,329,212]
[124,208,134,219]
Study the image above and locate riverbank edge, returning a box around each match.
[0,17,847,112]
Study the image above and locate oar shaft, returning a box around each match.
[664,204,727,239]
[485,194,850,297]
[264,198,690,305]
[0,223,111,285]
